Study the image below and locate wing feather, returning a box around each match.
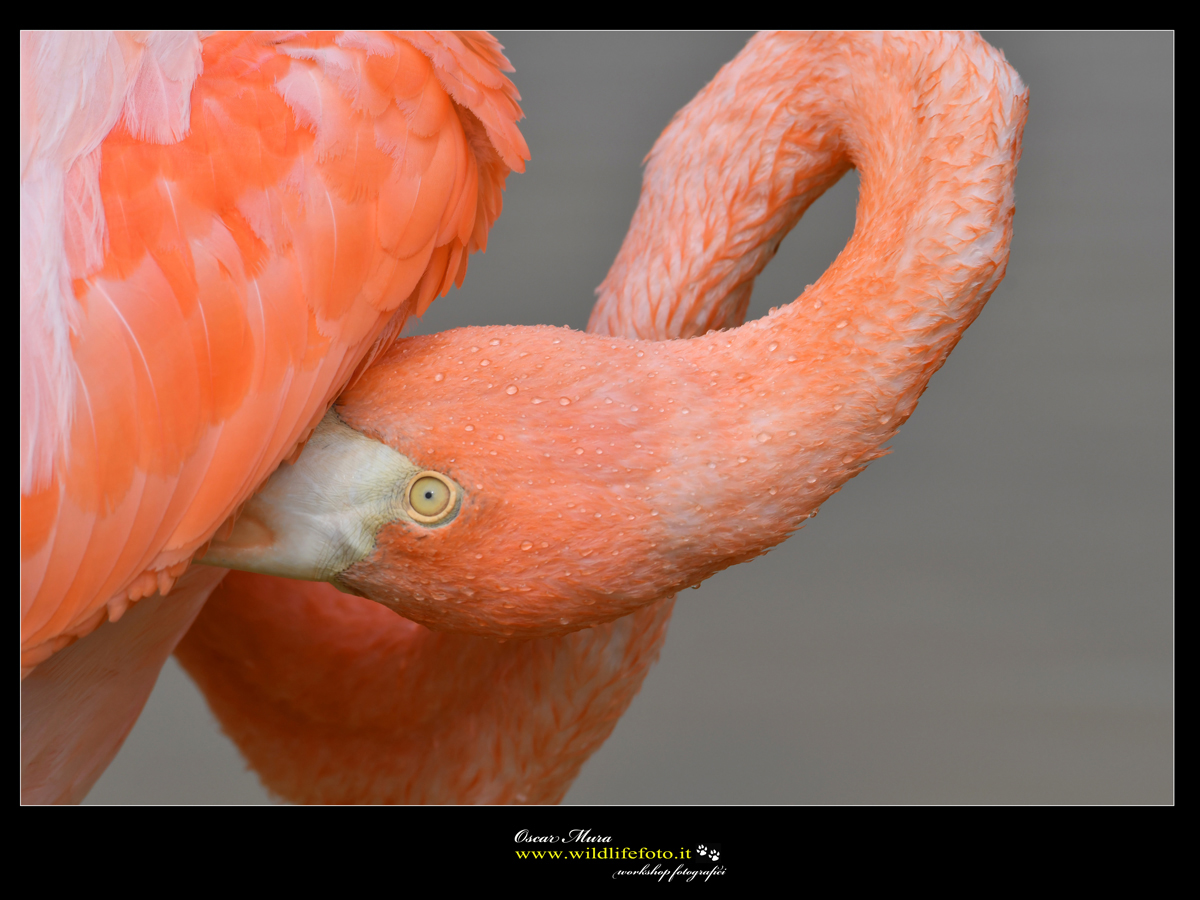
[21,30,529,671]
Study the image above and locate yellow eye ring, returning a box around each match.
[405,471,459,524]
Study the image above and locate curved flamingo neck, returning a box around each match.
[592,32,1027,351]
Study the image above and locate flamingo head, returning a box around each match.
[203,320,816,639]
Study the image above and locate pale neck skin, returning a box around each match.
[336,32,1028,638]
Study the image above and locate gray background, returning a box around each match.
[87,31,1173,804]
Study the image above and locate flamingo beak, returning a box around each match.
[199,409,462,582]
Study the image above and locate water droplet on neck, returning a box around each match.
[434,373,444,382]
[636,351,644,358]
[505,385,518,395]
[737,456,748,463]
[836,320,848,329]
[490,339,500,346]
[520,541,533,551]
[757,433,771,443]
[480,359,490,367]
[559,397,571,406]
[465,424,475,432]
[768,342,778,352]
[806,476,817,484]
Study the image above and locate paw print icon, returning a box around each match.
[709,849,720,862]
[697,845,708,856]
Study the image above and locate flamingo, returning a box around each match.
[21,31,1027,804]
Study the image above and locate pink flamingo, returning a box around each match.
[21,31,1026,804]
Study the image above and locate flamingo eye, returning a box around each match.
[406,472,457,523]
